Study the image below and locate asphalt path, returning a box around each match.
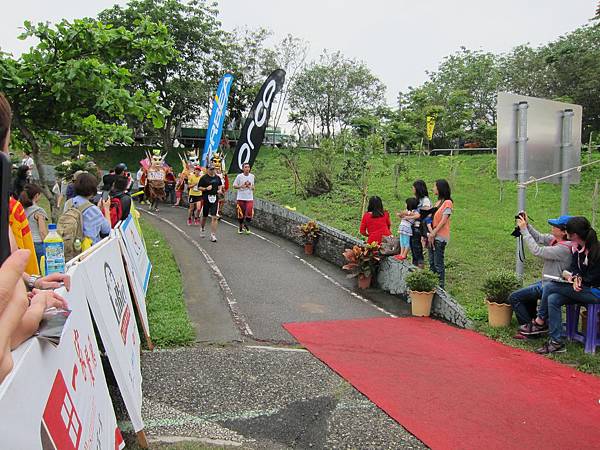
[141,205,408,344]
[132,205,422,449]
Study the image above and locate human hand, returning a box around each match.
[34,273,71,291]
[29,289,67,309]
[573,276,583,292]
[517,217,527,230]
[428,233,435,248]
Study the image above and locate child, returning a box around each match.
[398,197,419,260]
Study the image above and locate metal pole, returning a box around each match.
[560,109,574,216]
[516,101,528,277]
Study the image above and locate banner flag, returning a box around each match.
[79,238,144,432]
[228,69,286,174]
[426,115,436,141]
[202,73,234,166]
[0,265,124,450]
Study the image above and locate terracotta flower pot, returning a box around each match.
[486,300,513,328]
[409,290,434,317]
[304,242,314,255]
[358,274,372,289]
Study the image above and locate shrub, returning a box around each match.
[296,220,320,243]
[406,269,439,293]
[482,270,522,304]
[342,242,381,278]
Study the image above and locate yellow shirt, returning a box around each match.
[9,198,40,275]
[188,173,202,196]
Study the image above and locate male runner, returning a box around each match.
[187,165,203,226]
[233,163,255,234]
[198,164,223,241]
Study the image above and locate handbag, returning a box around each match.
[380,235,400,256]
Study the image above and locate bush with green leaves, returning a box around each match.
[406,269,439,293]
[482,270,522,304]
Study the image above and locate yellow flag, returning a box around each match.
[426,115,435,141]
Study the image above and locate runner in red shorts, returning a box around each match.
[233,163,255,234]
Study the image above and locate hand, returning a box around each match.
[517,217,527,230]
[34,273,71,291]
[29,289,67,309]
[428,233,435,247]
[573,276,583,292]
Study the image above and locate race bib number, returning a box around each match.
[208,195,217,204]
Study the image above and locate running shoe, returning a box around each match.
[210,234,217,242]
[199,229,206,238]
[194,218,200,226]
[237,228,243,234]
[187,217,192,226]
[244,228,251,235]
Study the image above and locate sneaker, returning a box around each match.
[513,332,529,340]
[519,321,548,336]
[244,228,251,235]
[194,218,200,226]
[200,229,206,238]
[187,218,192,226]
[237,228,243,234]
[210,234,217,242]
[536,340,566,354]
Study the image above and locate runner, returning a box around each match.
[233,162,255,234]
[198,163,223,242]
[187,165,203,226]
[211,152,229,219]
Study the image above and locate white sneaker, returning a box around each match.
[210,234,217,242]
[199,229,206,238]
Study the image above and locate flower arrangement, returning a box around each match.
[342,242,381,278]
[296,220,321,243]
[54,154,98,180]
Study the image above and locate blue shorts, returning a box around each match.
[399,234,410,248]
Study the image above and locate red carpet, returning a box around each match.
[284,317,600,450]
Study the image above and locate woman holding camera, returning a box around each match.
[510,213,572,338]
[534,217,600,354]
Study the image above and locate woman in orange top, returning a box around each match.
[427,179,453,288]
[360,196,392,245]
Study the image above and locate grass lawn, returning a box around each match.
[139,217,195,348]
[251,149,600,373]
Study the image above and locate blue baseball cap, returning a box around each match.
[547,215,572,229]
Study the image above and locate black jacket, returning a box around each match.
[570,247,600,288]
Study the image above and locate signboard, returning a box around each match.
[497,92,582,184]
[0,265,124,450]
[79,238,144,432]
[118,214,152,345]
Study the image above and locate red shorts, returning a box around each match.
[236,200,254,219]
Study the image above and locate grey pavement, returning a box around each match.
[129,205,423,449]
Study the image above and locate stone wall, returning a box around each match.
[223,193,472,328]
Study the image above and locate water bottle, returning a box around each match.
[44,224,65,275]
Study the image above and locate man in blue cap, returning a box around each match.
[509,212,573,339]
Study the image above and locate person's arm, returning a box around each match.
[402,211,421,220]
[386,211,391,229]
[232,175,241,190]
[430,215,449,240]
[520,228,571,260]
[36,212,48,241]
[359,214,368,237]
[121,196,132,219]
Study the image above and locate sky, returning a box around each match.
[0,0,595,106]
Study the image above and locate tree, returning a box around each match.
[289,51,385,138]
[0,18,174,214]
[99,0,223,151]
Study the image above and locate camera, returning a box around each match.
[511,212,526,237]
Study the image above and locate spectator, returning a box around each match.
[536,217,600,354]
[428,179,453,288]
[65,170,85,202]
[65,172,111,246]
[20,150,34,180]
[110,175,132,222]
[11,165,29,200]
[136,165,146,204]
[510,214,572,339]
[165,167,176,205]
[397,180,432,268]
[360,196,392,245]
[102,168,116,192]
[20,184,49,268]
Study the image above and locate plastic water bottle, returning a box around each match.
[44,224,65,275]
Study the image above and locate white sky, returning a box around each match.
[1,0,595,106]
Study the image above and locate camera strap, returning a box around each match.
[517,235,525,263]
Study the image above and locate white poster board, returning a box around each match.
[79,237,144,432]
[0,265,125,450]
[117,215,151,340]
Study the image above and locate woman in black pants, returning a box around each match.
[397,180,432,268]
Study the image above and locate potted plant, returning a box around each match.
[297,220,320,255]
[342,242,381,289]
[482,270,522,327]
[405,270,439,317]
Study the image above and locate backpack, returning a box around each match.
[57,199,93,261]
[109,196,123,228]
